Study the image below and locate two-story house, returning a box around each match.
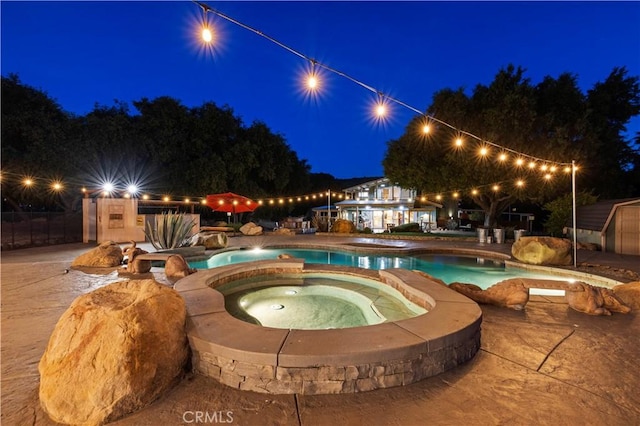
[334,177,442,233]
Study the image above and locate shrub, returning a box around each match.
[144,212,196,250]
[390,222,421,233]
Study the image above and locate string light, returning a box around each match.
[192,1,574,170]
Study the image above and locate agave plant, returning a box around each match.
[144,211,196,250]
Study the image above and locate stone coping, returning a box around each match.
[174,260,482,394]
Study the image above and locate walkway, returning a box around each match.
[1,236,639,425]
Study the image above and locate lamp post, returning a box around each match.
[572,160,577,268]
[327,189,331,231]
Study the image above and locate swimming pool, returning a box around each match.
[189,247,580,291]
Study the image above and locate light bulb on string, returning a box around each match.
[372,92,389,124]
[454,137,464,149]
[199,6,213,43]
[498,153,508,162]
[202,26,213,43]
[516,179,525,188]
[515,158,525,167]
[190,2,574,179]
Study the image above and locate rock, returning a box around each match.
[240,222,263,236]
[565,282,631,316]
[273,228,294,235]
[330,219,356,233]
[449,278,631,316]
[71,241,123,268]
[511,236,573,266]
[39,279,189,425]
[122,241,151,274]
[613,281,640,310]
[577,242,600,251]
[165,255,196,279]
[190,232,228,249]
[450,279,529,310]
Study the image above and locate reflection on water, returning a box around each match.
[190,248,578,290]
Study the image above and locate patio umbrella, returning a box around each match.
[205,192,259,225]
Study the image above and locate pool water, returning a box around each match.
[217,273,427,329]
[190,248,574,290]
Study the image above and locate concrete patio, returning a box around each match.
[2,236,639,425]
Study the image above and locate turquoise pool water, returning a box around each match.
[217,273,427,330]
[189,248,576,290]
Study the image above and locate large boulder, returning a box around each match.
[39,279,189,425]
[613,281,640,310]
[240,222,263,236]
[71,241,123,268]
[511,236,573,266]
[190,232,228,249]
[330,219,356,233]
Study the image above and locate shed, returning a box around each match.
[569,198,640,255]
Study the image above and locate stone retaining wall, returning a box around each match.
[192,328,480,394]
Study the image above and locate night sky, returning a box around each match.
[2,1,639,178]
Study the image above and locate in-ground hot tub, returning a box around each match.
[174,259,482,395]
[219,273,427,329]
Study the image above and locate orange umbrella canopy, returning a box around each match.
[206,192,259,214]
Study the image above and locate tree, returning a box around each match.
[383,65,640,227]
[582,67,640,197]
[543,191,598,237]
[1,74,76,210]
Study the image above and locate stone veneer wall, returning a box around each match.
[192,329,480,394]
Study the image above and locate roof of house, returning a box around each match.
[576,198,640,231]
